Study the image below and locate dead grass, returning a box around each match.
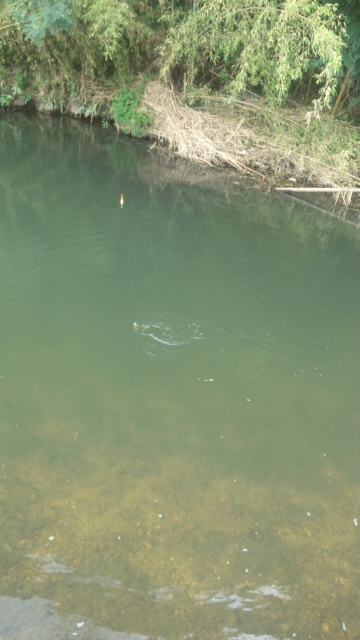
[142,81,262,179]
[141,81,360,205]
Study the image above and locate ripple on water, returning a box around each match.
[132,313,205,356]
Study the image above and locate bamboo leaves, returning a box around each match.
[160,0,346,110]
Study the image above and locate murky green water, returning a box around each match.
[0,114,359,640]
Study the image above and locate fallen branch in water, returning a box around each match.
[274,187,360,192]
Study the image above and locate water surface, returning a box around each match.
[0,115,359,640]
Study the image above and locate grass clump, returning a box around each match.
[227,99,360,188]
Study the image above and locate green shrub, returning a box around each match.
[109,84,152,137]
[0,93,14,107]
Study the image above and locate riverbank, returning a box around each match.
[141,81,360,212]
[2,75,359,220]
[1,0,359,217]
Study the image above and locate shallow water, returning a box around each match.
[0,115,359,640]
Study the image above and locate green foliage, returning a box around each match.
[316,0,360,111]
[57,0,157,87]
[0,3,28,66]
[322,1,360,76]
[1,0,357,116]
[159,0,346,110]
[11,69,31,102]
[340,1,360,106]
[343,20,360,75]
[0,93,14,107]
[5,0,73,45]
[1,0,157,104]
[109,84,152,136]
[76,0,147,78]
[0,68,31,106]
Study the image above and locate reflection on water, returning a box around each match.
[0,115,359,640]
[133,314,204,355]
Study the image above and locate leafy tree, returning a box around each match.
[5,0,73,45]
[159,0,346,110]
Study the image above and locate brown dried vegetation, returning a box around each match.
[141,82,360,207]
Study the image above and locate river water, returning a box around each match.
[0,114,359,640]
